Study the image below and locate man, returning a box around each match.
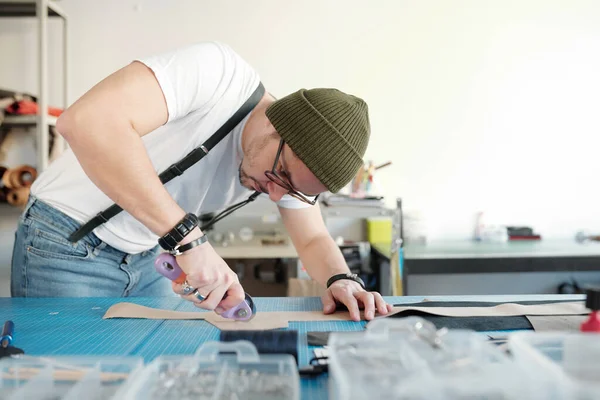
[11,41,392,321]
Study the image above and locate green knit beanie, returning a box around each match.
[265,88,370,193]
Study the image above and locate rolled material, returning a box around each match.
[7,187,30,207]
[220,330,299,363]
[0,166,7,202]
[2,165,37,189]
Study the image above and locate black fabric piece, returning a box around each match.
[388,311,533,331]
[307,331,331,346]
[389,300,577,332]
[220,329,299,363]
[308,300,579,345]
[68,82,266,243]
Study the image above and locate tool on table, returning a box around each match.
[581,287,600,333]
[0,320,24,359]
[1,320,14,348]
[154,253,256,321]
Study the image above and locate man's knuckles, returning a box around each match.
[187,269,237,288]
[222,271,236,285]
[188,271,218,287]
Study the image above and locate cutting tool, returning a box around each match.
[1,320,14,348]
[154,253,256,321]
[0,320,24,359]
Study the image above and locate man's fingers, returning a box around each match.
[321,290,337,314]
[171,281,185,295]
[355,291,375,320]
[193,284,228,311]
[372,292,390,315]
[339,291,361,321]
[171,280,198,296]
[181,288,211,305]
[216,282,245,312]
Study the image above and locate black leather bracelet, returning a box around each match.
[169,234,208,256]
[326,273,366,290]
[158,213,199,251]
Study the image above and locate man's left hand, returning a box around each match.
[321,279,393,321]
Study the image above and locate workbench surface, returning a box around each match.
[0,294,584,400]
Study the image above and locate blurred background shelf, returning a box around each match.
[0,0,66,18]
[0,0,68,172]
[2,114,57,127]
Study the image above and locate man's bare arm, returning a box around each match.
[57,61,188,236]
[278,204,350,285]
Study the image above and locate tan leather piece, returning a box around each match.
[102,301,588,331]
[382,301,588,318]
[526,315,587,332]
[102,302,361,330]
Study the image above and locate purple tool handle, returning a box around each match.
[221,297,253,320]
[154,253,253,321]
[154,253,182,281]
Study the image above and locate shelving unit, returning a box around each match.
[320,199,404,296]
[3,114,58,126]
[0,0,68,172]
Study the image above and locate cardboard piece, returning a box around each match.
[102,301,588,331]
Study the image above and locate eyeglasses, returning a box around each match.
[264,138,319,205]
[199,138,318,231]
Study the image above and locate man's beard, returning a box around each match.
[238,164,268,193]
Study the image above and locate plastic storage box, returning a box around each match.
[508,331,600,400]
[0,355,143,400]
[327,317,549,400]
[115,340,299,400]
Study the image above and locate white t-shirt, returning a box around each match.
[31,41,309,254]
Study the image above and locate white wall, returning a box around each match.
[1,0,599,241]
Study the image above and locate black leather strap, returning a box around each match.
[158,213,199,251]
[68,82,265,243]
[326,273,366,290]
[169,234,209,256]
[199,191,261,232]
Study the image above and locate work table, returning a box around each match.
[0,294,584,400]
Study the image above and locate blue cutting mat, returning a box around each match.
[0,296,371,400]
[130,297,370,400]
[0,294,584,400]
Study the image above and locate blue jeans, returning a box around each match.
[11,196,175,298]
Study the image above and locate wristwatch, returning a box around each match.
[158,213,199,251]
[326,273,366,290]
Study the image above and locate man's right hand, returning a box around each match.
[170,229,245,315]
